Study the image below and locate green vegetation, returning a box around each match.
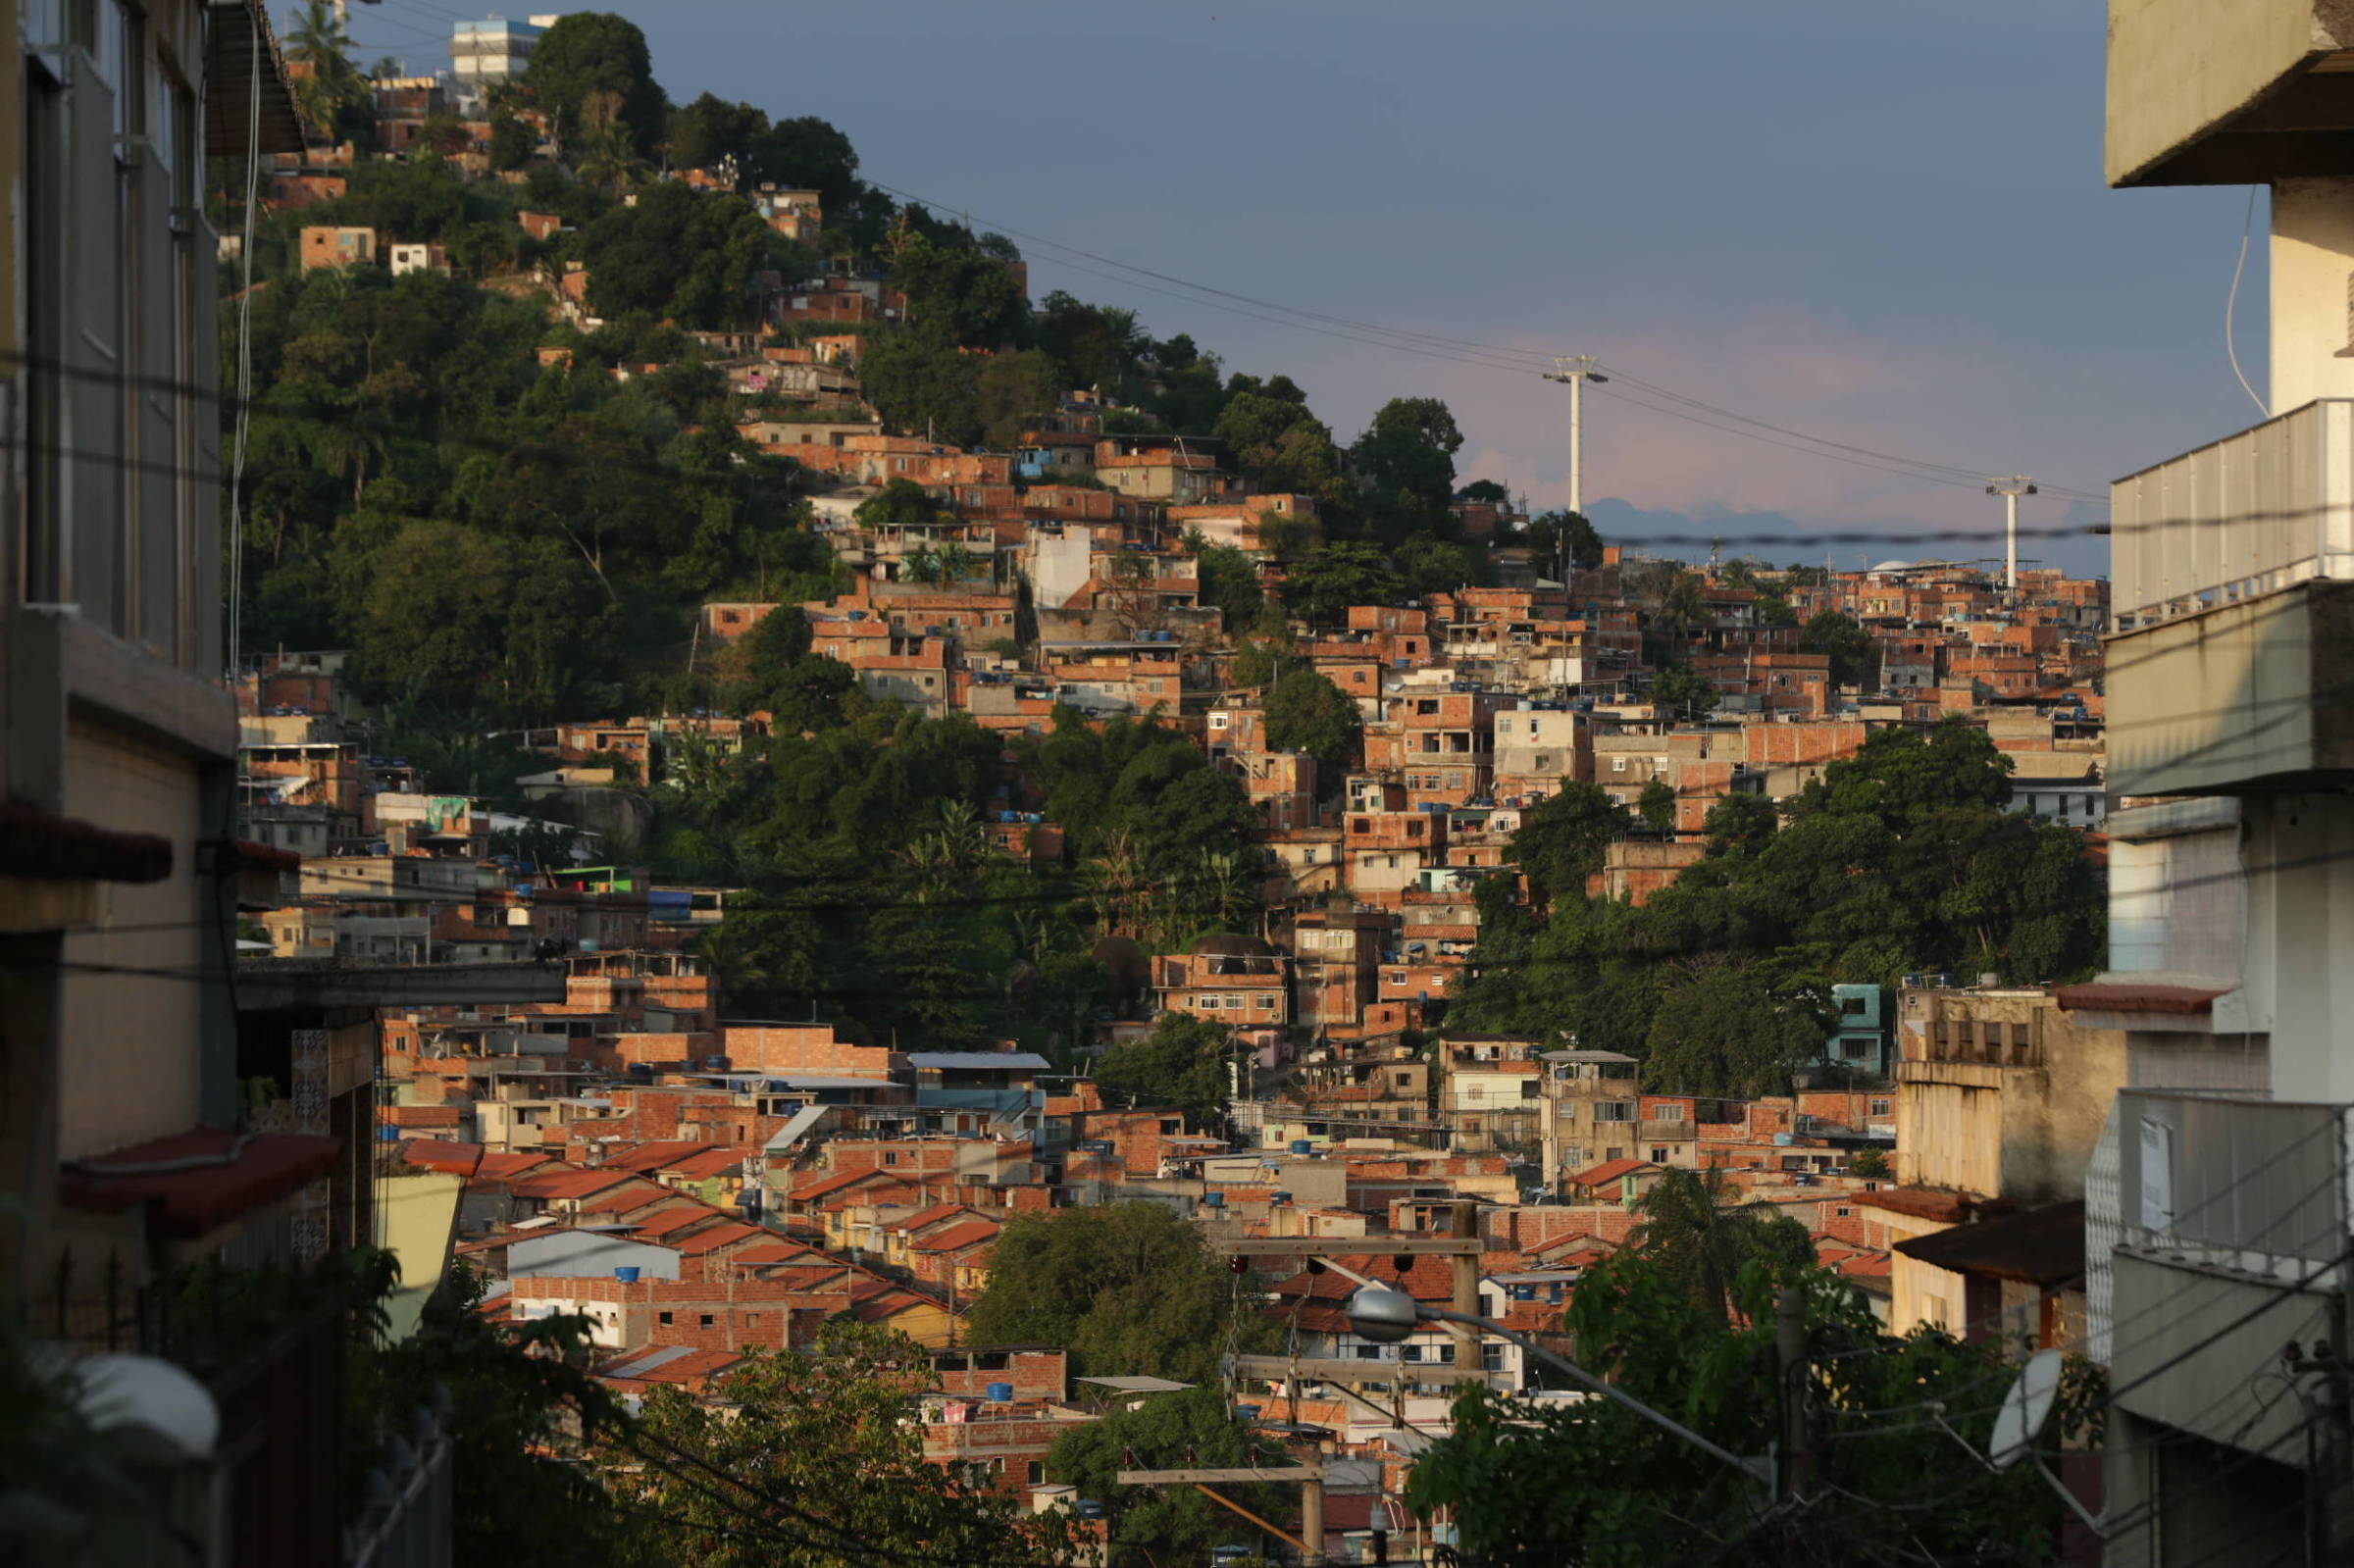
[1405,1245,2098,1567]
[959,1202,1279,1384]
[1455,722,2102,1090]
[1260,667,1364,783]
[1093,1013,1237,1128]
[605,1323,1076,1567]
[1049,1387,1286,1565]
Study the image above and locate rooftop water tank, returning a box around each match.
[613,1266,641,1283]
[985,1382,1014,1402]
[1290,1139,1313,1155]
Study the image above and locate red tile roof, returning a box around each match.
[402,1139,485,1176]
[913,1219,1000,1253]
[599,1346,746,1387]
[730,1240,828,1267]
[477,1152,556,1182]
[665,1148,745,1181]
[673,1222,764,1256]
[896,1202,976,1232]
[509,1168,641,1200]
[627,1202,728,1239]
[1566,1158,1655,1189]
[789,1170,892,1203]
[601,1140,708,1173]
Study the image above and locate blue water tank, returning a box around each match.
[1203,1191,1226,1208]
[985,1382,1015,1402]
[1290,1139,1313,1155]
[613,1266,641,1283]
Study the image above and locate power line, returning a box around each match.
[864,178,2115,499]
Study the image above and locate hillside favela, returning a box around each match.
[9,3,2352,1565]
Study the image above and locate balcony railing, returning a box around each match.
[2111,399,2354,631]
[2115,1090,2349,1279]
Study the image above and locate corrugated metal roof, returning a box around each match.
[907,1051,1051,1070]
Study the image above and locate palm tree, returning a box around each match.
[282,0,361,142]
[1084,831,1148,938]
[1628,1166,1815,1320]
[572,91,648,193]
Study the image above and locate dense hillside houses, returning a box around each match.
[7,4,2164,1566]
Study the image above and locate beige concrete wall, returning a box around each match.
[2271,177,2354,407]
[1882,1209,1965,1336]
[2108,583,2354,795]
[2106,0,2322,185]
[1895,991,2124,1204]
[2230,791,2354,1099]
[57,716,206,1160]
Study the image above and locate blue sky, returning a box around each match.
[358,0,2271,576]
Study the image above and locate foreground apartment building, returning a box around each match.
[0,6,416,1566]
[2085,3,2354,1560]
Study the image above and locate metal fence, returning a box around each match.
[347,1409,455,1568]
[2115,1090,2349,1277]
[2111,398,2354,629]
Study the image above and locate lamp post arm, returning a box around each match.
[1415,1306,1774,1490]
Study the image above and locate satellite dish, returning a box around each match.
[1987,1348,2064,1470]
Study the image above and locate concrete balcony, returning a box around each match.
[2109,401,2354,795]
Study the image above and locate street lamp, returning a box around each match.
[1342,1285,1774,1490]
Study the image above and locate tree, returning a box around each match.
[1213,381,1349,510]
[1701,791,1777,855]
[1787,718,2012,828]
[745,115,861,210]
[1049,1388,1289,1567]
[959,1202,1273,1384]
[1191,539,1263,625]
[1262,667,1362,783]
[1395,533,1490,598]
[1093,1012,1233,1127]
[575,180,776,327]
[1635,778,1677,835]
[975,348,1062,448]
[282,0,365,142]
[859,324,982,446]
[894,230,1026,347]
[1458,479,1510,504]
[1035,291,1144,392]
[1642,962,1827,1098]
[1227,634,1294,690]
[488,111,536,170]
[1277,541,1403,625]
[1848,1146,1891,1178]
[522,12,666,156]
[667,91,767,172]
[1629,1164,1816,1314]
[603,1324,1076,1568]
[723,603,811,713]
[1651,664,1719,718]
[1354,396,1463,538]
[1509,782,1630,905]
[1406,1249,2090,1567]
[1527,508,1603,573]
[1802,609,1881,688]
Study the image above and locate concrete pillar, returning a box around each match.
[1300,1471,1325,1567]
[2270,178,2354,414]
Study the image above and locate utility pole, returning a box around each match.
[1544,357,1608,582]
[1986,478,2037,604]
[1449,1200,1481,1378]
[1775,1285,1811,1503]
